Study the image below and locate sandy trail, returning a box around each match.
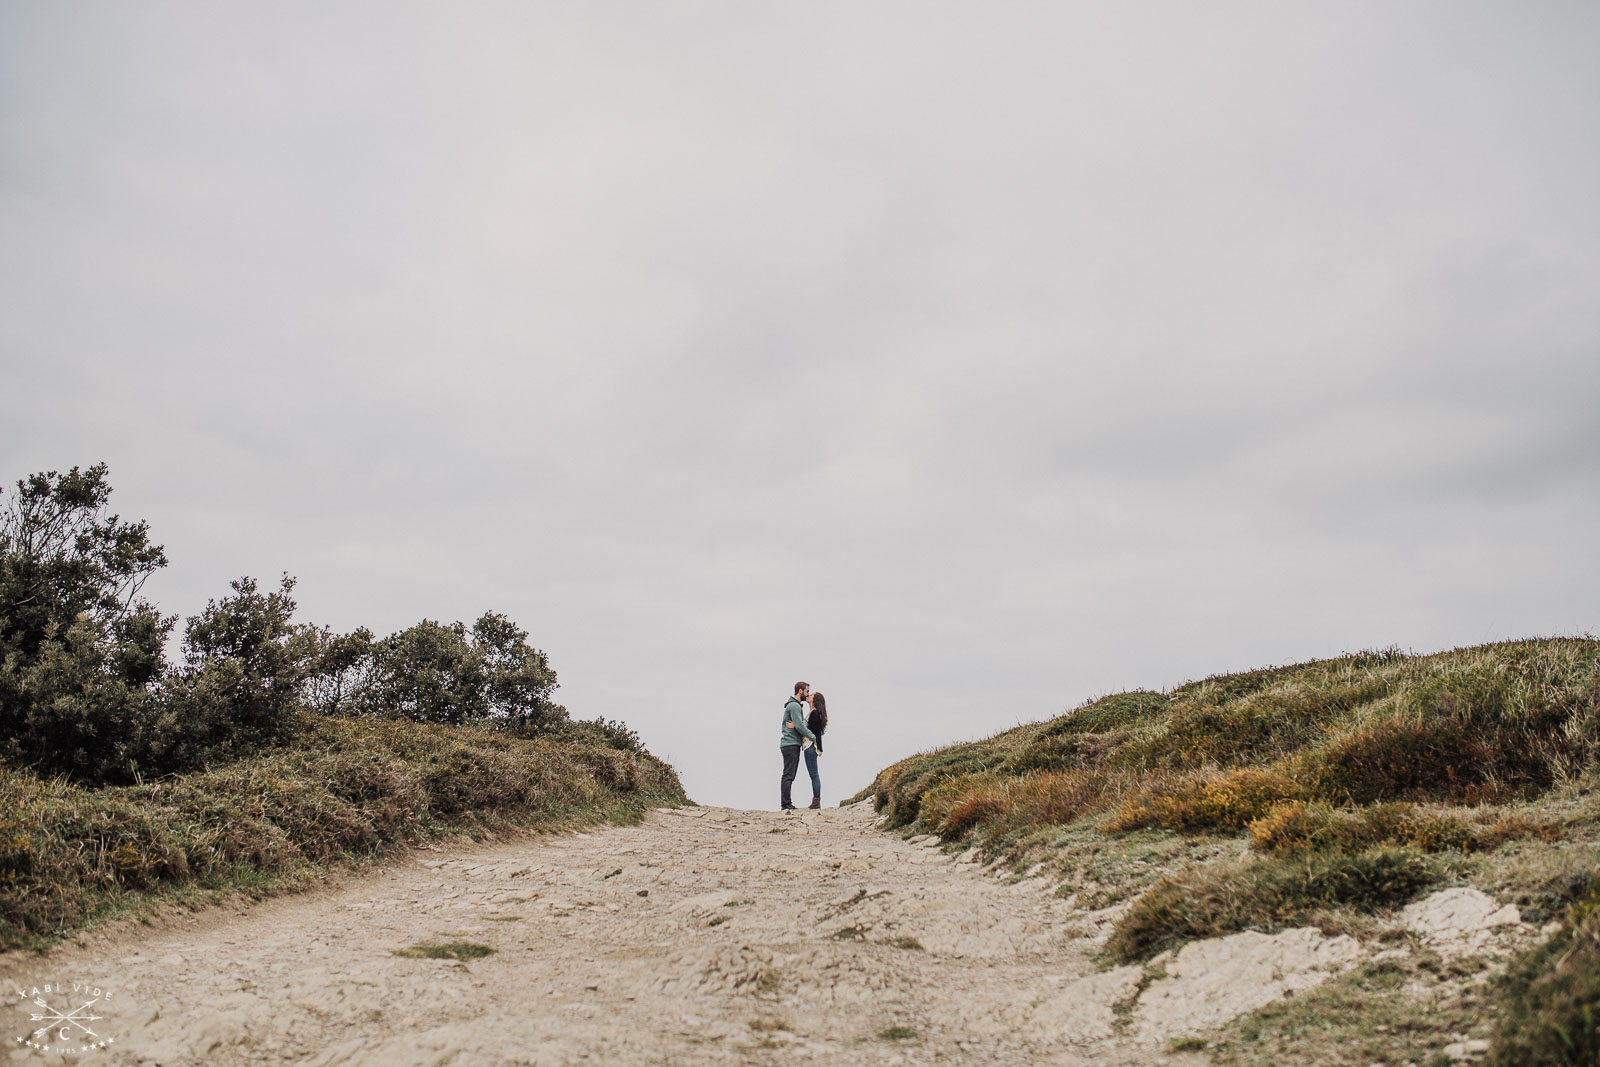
[2,805,1185,1066]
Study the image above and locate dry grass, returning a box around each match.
[1103,768,1304,834]
[920,769,1115,841]
[1245,801,1561,858]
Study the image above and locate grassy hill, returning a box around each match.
[854,638,1600,1066]
[0,715,687,953]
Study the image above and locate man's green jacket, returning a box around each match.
[780,697,816,747]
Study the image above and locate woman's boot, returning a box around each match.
[808,797,821,809]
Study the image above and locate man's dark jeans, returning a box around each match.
[779,744,802,809]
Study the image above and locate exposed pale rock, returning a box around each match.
[1135,927,1363,1043]
[1401,888,1521,952]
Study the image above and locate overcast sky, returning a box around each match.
[3,3,1597,809]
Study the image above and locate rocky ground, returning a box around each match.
[0,805,1530,1066]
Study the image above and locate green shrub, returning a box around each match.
[871,738,1025,828]
[561,717,647,754]
[348,613,566,733]
[1,467,306,782]
[1105,848,1441,964]
[161,575,307,765]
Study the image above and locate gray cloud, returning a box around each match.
[4,2,1598,807]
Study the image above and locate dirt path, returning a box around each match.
[2,806,1198,1066]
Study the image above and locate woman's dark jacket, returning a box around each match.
[807,707,827,752]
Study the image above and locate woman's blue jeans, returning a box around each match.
[803,745,821,800]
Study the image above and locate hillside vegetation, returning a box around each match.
[857,639,1600,1066]
[0,713,687,952]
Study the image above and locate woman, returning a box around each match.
[802,691,828,809]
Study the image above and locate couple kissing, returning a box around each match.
[779,681,828,811]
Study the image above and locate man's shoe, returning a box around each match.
[781,805,796,811]
[808,797,821,809]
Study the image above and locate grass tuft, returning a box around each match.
[393,940,495,961]
[1247,801,1503,857]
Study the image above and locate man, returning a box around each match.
[779,681,816,811]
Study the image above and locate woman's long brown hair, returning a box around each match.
[808,691,828,737]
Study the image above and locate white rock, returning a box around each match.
[1400,888,1521,952]
[1135,927,1363,1043]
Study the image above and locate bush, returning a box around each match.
[1,468,319,781]
[363,619,488,724]
[0,466,174,783]
[560,717,647,754]
[1,465,586,786]
[354,614,567,734]
[1105,848,1441,964]
[161,575,307,766]
[295,624,375,715]
[471,612,565,735]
